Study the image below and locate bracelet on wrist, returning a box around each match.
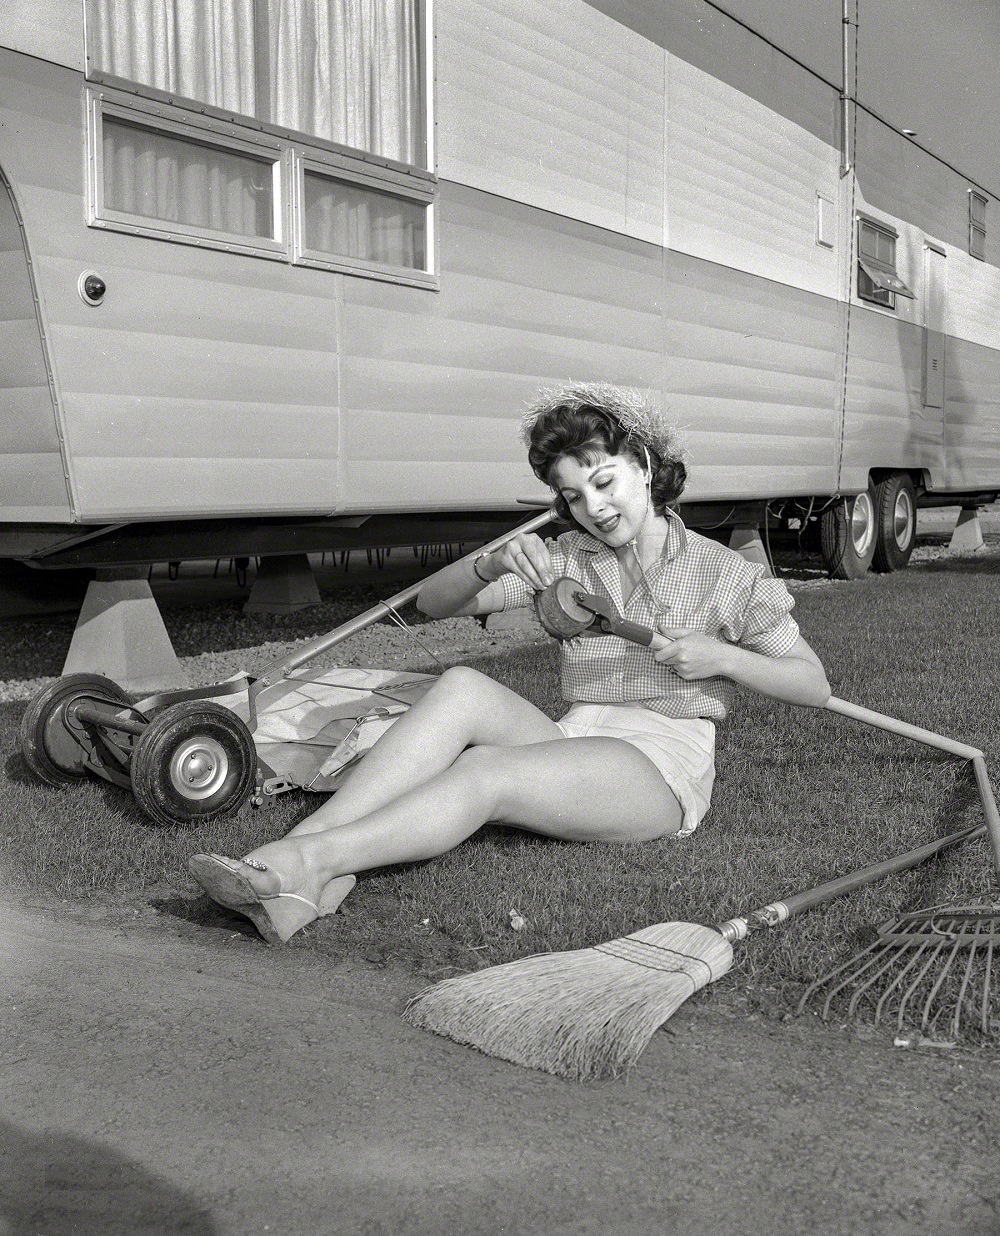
[472,550,493,584]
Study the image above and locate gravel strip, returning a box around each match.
[0,614,550,704]
[2,538,994,703]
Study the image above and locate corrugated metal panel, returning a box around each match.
[942,337,1000,490]
[437,0,665,246]
[667,55,840,298]
[0,164,71,520]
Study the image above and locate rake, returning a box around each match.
[797,899,999,1043]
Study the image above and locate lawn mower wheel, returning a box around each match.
[19,673,132,787]
[129,701,257,827]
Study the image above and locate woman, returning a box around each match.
[189,382,830,943]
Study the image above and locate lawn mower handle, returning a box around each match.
[252,507,557,688]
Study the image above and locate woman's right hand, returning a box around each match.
[481,532,555,591]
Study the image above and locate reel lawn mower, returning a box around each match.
[18,512,554,827]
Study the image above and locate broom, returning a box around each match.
[402,821,987,1080]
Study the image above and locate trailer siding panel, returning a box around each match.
[338,182,664,510]
[661,249,840,499]
[0,161,71,520]
[666,55,840,297]
[943,337,1000,490]
[436,0,665,246]
[583,0,837,150]
[0,4,82,71]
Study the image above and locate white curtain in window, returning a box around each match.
[270,0,422,165]
[103,121,271,238]
[88,0,257,112]
[89,0,262,235]
[303,173,423,269]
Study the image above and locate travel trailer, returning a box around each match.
[2,0,998,589]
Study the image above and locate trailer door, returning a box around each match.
[922,243,946,412]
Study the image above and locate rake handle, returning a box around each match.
[717,822,986,941]
[824,696,1000,883]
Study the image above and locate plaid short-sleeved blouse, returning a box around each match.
[499,511,799,720]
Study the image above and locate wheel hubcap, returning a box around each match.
[892,488,915,549]
[851,491,876,557]
[169,736,229,800]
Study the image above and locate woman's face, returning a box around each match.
[549,449,651,546]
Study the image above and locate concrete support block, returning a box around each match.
[949,507,985,553]
[728,525,773,576]
[244,553,321,614]
[62,570,188,693]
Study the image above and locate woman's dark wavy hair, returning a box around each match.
[522,385,687,526]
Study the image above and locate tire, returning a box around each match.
[130,702,257,827]
[872,473,917,573]
[19,674,130,787]
[820,487,878,580]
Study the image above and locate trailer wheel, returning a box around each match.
[130,702,257,827]
[872,473,917,573]
[820,488,878,579]
[19,674,130,787]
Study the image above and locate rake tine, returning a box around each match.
[845,943,916,1020]
[892,940,951,1032]
[948,925,982,1041]
[918,935,963,1035]
[797,939,884,1019]
[874,942,936,1028]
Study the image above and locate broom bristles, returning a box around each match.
[402,922,734,1080]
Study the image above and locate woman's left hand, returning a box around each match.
[651,626,729,680]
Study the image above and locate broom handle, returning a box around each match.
[824,696,1000,881]
[253,508,556,686]
[716,821,986,942]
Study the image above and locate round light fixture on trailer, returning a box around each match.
[78,271,106,305]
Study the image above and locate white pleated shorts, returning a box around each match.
[554,702,716,837]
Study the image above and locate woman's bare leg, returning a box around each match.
[287,666,563,837]
[241,734,684,904]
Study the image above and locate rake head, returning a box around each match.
[798,902,1000,1044]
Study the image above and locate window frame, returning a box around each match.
[86,89,289,260]
[856,216,915,310]
[82,1,437,287]
[969,190,987,261]
[294,152,437,287]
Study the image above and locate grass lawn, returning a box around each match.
[2,543,998,1025]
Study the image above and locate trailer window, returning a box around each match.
[102,118,276,240]
[857,219,915,308]
[969,191,987,261]
[85,0,426,168]
[301,169,428,271]
[84,1,435,285]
